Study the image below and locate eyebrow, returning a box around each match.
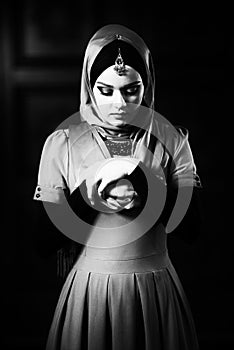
[96,81,142,88]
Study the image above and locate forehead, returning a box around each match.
[95,65,142,88]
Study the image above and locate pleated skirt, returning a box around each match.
[45,247,199,350]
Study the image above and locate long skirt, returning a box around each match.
[45,247,199,350]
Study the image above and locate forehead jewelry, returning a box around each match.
[114,48,127,75]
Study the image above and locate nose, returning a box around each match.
[113,90,127,108]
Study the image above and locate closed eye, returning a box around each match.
[123,86,140,96]
[97,87,113,96]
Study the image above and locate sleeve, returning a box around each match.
[169,127,202,188]
[33,129,69,204]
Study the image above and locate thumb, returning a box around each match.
[86,176,96,205]
[98,177,112,195]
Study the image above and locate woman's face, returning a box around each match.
[92,65,144,127]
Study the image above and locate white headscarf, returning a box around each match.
[79,24,156,135]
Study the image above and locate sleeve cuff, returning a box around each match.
[173,176,202,188]
[33,185,66,204]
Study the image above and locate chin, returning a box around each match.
[109,119,127,127]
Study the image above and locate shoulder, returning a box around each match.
[175,125,189,139]
[159,121,189,142]
[68,121,94,147]
[172,125,190,152]
[43,121,91,145]
[41,129,69,159]
[68,121,92,137]
[44,129,69,144]
[152,114,189,152]
[41,122,94,159]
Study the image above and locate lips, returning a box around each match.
[109,112,127,118]
[110,112,126,115]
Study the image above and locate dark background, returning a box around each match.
[1,1,232,349]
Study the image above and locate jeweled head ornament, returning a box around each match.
[114,48,127,75]
[90,40,147,89]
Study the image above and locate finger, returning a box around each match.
[105,198,122,210]
[98,198,120,210]
[86,178,96,205]
[98,178,111,195]
[98,175,125,195]
[124,200,136,210]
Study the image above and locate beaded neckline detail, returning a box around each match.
[104,139,133,157]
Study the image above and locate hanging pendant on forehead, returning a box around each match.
[115,34,122,40]
[114,48,127,75]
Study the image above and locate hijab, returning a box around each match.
[89,39,148,90]
[79,24,156,139]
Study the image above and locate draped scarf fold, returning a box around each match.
[79,24,156,140]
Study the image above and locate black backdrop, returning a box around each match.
[1,1,232,349]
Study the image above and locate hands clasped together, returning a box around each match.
[84,158,141,211]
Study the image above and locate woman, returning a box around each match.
[34,24,202,350]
